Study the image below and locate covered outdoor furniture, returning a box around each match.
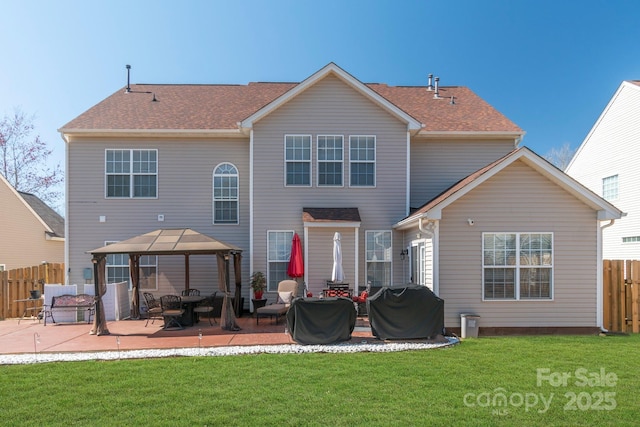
[255,280,298,324]
[193,292,217,326]
[160,295,185,330]
[286,297,356,344]
[368,285,444,340]
[143,292,163,327]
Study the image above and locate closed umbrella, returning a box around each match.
[331,232,345,283]
[287,233,304,278]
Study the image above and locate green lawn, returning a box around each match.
[1,335,638,426]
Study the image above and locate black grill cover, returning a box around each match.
[368,285,444,340]
[286,297,356,345]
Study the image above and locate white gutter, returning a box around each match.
[597,219,616,331]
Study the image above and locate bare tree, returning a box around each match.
[544,142,576,171]
[0,108,63,207]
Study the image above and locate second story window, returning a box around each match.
[317,135,343,186]
[213,163,239,224]
[602,174,618,201]
[285,135,311,186]
[106,149,157,198]
[350,136,376,187]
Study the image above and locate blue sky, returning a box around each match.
[2,0,639,179]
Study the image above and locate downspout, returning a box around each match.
[249,129,255,312]
[418,217,439,294]
[597,219,616,332]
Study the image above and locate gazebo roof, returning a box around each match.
[88,228,242,255]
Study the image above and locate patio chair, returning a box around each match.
[181,288,201,296]
[255,280,298,325]
[160,295,186,330]
[193,292,217,326]
[143,292,163,327]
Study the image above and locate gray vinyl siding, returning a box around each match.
[410,139,515,207]
[252,75,407,291]
[67,137,251,300]
[438,160,599,328]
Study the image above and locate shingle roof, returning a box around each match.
[18,191,65,238]
[61,77,522,134]
[303,208,361,223]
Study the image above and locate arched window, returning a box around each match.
[213,163,239,224]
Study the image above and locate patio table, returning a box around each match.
[179,295,205,326]
[286,297,356,345]
[14,297,45,324]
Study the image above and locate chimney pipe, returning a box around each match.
[434,77,440,98]
[427,74,434,91]
[125,64,131,93]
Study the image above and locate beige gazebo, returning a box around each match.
[88,228,242,335]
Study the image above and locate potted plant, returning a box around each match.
[250,271,266,300]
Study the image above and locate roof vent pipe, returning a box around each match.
[125,64,131,93]
[427,74,434,91]
[434,77,440,98]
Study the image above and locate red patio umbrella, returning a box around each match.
[287,233,304,279]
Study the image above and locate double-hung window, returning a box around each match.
[213,163,239,224]
[350,136,376,187]
[602,175,618,201]
[267,231,294,291]
[105,242,158,291]
[106,149,157,198]
[483,233,553,300]
[366,230,392,288]
[285,135,311,186]
[317,135,343,186]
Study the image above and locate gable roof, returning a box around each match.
[18,191,65,239]
[395,147,623,229]
[567,80,640,171]
[0,173,64,240]
[60,63,522,138]
[241,63,422,132]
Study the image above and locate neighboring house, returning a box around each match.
[0,173,65,270]
[566,80,640,261]
[59,63,621,332]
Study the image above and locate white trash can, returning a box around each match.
[460,313,480,338]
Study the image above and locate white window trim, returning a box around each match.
[105,149,158,199]
[481,232,554,302]
[349,135,377,188]
[212,162,239,225]
[365,230,392,288]
[105,241,158,291]
[284,134,312,187]
[316,135,344,187]
[266,230,294,292]
[602,174,619,201]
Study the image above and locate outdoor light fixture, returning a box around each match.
[399,249,409,260]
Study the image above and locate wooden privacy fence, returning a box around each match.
[603,260,640,333]
[0,263,65,320]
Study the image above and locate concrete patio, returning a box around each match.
[0,313,377,356]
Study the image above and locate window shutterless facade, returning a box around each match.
[349,136,376,187]
[284,135,311,186]
[105,242,158,291]
[602,174,618,201]
[105,149,157,198]
[366,230,392,288]
[267,230,294,291]
[482,233,553,300]
[317,135,343,186]
[213,163,239,224]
